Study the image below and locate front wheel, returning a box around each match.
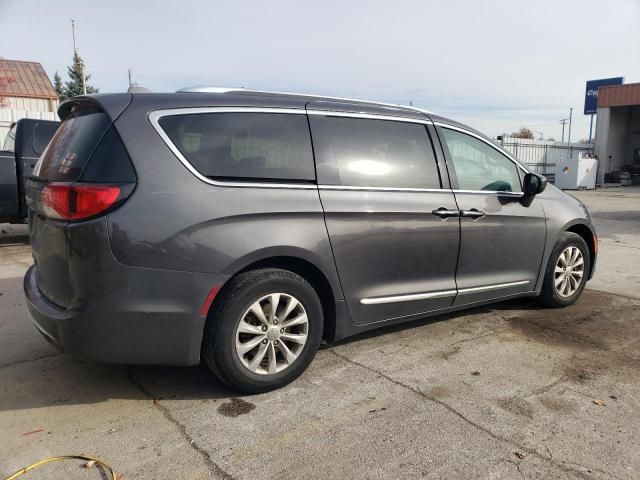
[538,232,590,307]
[202,268,323,394]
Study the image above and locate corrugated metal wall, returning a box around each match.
[599,83,640,108]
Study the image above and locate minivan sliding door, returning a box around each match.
[308,112,460,325]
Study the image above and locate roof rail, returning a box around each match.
[176,86,433,114]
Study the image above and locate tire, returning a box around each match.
[538,232,590,308]
[202,268,323,394]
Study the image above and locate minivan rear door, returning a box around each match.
[308,109,460,325]
[26,108,112,307]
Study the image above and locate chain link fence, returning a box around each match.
[497,136,594,183]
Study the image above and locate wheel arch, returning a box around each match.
[207,250,342,343]
[564,221,597,279]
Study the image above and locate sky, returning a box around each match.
[1,0,639,141]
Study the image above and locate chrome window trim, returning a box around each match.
[452,189,524,197]
[149,107,524,194]
[307,109,432,125]
[433,121,529,174]
[360,280,530,305]
[148,107,317,190]
[457,280,530,295]
[361,289,457,305]
[318,185,524,196]
[318,185,444,193]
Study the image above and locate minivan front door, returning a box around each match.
[308,112,460,325]
[438,126,546,306]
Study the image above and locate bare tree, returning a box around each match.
[511,127,535,139]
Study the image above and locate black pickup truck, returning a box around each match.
[0,118,59,223]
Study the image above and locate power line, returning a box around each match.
[559,118,568,143]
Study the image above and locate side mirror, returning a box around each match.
[523,173,547,197]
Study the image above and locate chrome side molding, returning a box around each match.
[361,289,457,305]
[457,280,530,294]
[360,280,530,305]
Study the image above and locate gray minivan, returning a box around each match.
[24,88,597,393]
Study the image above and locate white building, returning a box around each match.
[0,58,59,147]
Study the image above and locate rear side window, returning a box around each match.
[34,109,110,181]
[309,115,440,189]
[32,122,60,155]
[80,127,137,183]
[158,112,315,182]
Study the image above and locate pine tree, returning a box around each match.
[53,72,66,101]
[63,51,99,98]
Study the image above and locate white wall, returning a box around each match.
[4,96,58,112]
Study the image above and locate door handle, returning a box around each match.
[460,208,486,220]
[432,207,461,219]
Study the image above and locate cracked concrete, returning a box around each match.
[1,187,639,479]
[127,366,235,480]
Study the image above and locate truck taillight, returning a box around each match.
[41,183,126,220]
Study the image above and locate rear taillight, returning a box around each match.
[41,183,124,220]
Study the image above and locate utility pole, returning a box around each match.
[71,19,87,95]
[128,68,133,89]
[567,108,573,160]
[560,118,568,143]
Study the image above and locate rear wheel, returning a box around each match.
[538,232,590,307]
[202,268,323,393]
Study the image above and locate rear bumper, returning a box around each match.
[24,264,229,366]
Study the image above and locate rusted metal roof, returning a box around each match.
[0,59,57,100]
[598,83,640,108]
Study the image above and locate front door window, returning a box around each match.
[441,128,522,192]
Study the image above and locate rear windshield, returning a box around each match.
[34,109,110,181]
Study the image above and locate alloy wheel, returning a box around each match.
[554,246,585,297]
[235,293,309,375]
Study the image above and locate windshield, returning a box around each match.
[32,122,60,155]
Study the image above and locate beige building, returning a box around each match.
[0,58,59,147]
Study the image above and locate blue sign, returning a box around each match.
[584,77,623,114]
